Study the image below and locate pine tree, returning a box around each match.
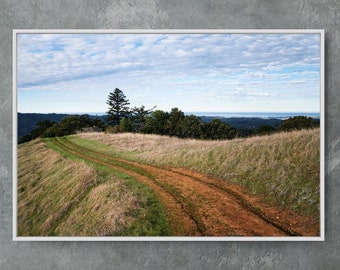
[106,88,130,125]
[131,105,156,131]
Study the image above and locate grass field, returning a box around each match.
[77,128,320,220]
[17,139,169,236]
[17,128,320,236]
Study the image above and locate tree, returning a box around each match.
[30,120,55,138]
[143,110,169,135]
[40,115,105,138]
[119,117,133,132]
[19,120,55,143]
[279,116,317,131]
[256,125,276,136]
[180,115,205,139]
[167,107,185,137]
[131,105,156,132]
[106,88,130,126]
[203,119,237,140]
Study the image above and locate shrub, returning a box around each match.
[279,116,317,131]
[105,125,121,134]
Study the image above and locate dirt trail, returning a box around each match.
[52,138,199,236]
[51,137,317,236]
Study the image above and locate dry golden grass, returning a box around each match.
[55,181,142,236]
[77,129,320,218]
[17,139,142,236]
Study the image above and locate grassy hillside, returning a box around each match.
[17,139,169,236]
[17,129,320,237]
[77,128,320,220]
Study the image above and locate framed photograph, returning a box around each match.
[13,29,324,241]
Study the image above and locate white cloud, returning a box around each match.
[17,33,321,113]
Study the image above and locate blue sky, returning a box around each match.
[17,33,321,113]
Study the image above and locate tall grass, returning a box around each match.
[17,139,169,236]
[77,129,320,219]
[18,139,96,235]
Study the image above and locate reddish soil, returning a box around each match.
[52,137,319,237]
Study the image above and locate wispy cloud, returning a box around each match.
[17,33,321,113]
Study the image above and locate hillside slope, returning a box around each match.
[78,129,320,220]
[17,139,169,236]
[17,129,320,237]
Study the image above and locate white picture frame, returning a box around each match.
[13,29,325,241]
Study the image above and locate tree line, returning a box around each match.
[19,115,105,143]
[104,88,238,139]
[104,88,319,138]
[19,87,319,144]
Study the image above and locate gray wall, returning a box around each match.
[1,0,339,269]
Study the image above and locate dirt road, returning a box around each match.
[51,137,318,237]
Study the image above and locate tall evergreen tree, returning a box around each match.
[131,105,156,131]
[106,88,130,125]
[168,107,185,137]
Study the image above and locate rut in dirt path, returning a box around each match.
[51,137,201,236]
[51,137,297,236]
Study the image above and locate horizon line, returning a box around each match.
[17,111,320,115]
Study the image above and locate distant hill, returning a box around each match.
[18,112,317,141]
[18,113,69,140]
[198,116,283,129]
[17,113,106,140]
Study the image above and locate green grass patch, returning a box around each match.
[49,137,171,236]
[19,138,170,236]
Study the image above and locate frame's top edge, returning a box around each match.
[13,29,325,34]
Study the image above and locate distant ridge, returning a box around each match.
[17,113,106,140]
[187,111,320,119]
[198,116,283,130]
[17,112,319,141]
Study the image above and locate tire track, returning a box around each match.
[168,168,301,236]
[53,136,295,236]
[51,137,203,236]
[62,137,300,236]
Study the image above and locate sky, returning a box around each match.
[17,32,321,114]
